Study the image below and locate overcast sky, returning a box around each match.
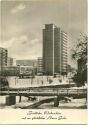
[0,0,87,63]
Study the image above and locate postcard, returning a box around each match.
[0,0,87,124]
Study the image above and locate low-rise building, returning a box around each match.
[3,66,20,76]
[16,59,37,67]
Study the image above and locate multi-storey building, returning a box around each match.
[37,57,43,74]
[7,57,13,66]
[0,47,8,73]
[43,24,67,75]
[7,57,16,66]
[3,66,20,76]
[60,30,68,74]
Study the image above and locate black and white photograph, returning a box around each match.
[0,0,87,124]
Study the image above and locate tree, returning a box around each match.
[72,34,87,86]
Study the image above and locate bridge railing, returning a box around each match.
[0,88,87,96]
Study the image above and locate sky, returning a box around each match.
[0,0,87,64]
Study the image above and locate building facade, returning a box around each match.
[7,57,13,66]
[37,57,43,74]
[3,66,20,76]
[43,24,67,75]
[0,47,8,73]
[7,57,16,66]
[16,60,37,67]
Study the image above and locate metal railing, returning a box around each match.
[0,88,87,96]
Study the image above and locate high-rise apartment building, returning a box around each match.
[43,24,67,75]
[0,47,8,73]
